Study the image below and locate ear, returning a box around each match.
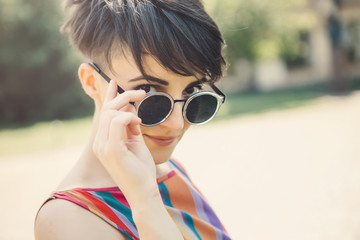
[78,63,103,100]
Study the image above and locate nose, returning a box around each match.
[160,99,185,130]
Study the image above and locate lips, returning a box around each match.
[144,135,177,146]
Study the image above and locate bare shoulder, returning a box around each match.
[35,199,129,240]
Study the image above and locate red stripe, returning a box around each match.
[111,191,131,208]
[79,190,139,240]
[53,192,90,211]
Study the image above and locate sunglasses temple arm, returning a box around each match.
[210,83,226,103]
[89,62,126,94]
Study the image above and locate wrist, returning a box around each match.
[129,189,184,240]
[130,189,164,219]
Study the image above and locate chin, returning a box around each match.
[146,143,177,165]
[151,150,174,165]
[143,135,179,165]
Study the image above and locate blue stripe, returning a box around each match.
[182,211,202,240]
[93,191,136,226]
[169,159,193,183]
[88,191,139,239]
[158,182,173,207]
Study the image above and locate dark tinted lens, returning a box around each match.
[138,95,172,125]
[186,94,218,123]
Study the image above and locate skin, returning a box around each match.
[34,52,205,240]
[99,54,194,165]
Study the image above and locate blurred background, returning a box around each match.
[0,0,360,128]
[0,0,360,239]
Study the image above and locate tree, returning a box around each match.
[0,0,92,127]
[205,0,312,90]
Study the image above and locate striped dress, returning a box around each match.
[45,159,231,240]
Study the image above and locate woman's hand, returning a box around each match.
[92,80,184,240]
[92,80,158,206]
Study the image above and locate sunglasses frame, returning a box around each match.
[89,62,226,126]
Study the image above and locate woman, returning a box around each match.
[35,0,230,239]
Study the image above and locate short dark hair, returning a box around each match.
[61,0,226,82]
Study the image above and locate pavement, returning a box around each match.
[1,91,359,240]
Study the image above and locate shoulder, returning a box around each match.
[35,198,129,240]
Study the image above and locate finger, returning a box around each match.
[125,124,149,160]
[96,105,139,146]
[127,122,142,137]
[94,110,118,149]
[104,80,118,104]
[123,104,142,137]
[120,103,136,113]
[103,90,146,111]
[108,112,142,144]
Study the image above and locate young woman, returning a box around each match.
[35,0,230,239]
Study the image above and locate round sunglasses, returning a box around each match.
[89,62,226,127]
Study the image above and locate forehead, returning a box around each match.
[108,51,204,85]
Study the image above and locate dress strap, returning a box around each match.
[169,159,193,183]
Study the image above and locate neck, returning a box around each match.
[70,109,118,188]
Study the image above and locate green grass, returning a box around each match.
[0,84,331,157]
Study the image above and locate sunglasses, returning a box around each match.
[89,62,226,127]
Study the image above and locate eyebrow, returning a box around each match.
[185,78,208,89]
[128,76,169,85]
[129,76,208,88]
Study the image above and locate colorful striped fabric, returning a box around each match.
[46,159,231,240]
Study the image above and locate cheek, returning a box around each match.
[183,122,191,132]
[139,125,146,135]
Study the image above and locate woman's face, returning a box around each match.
[97,54,204,164]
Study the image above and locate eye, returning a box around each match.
[184,84,203,96]
[135,84,157,93]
